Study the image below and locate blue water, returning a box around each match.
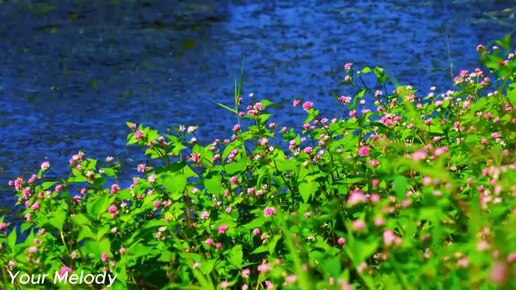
[0,0,514,206]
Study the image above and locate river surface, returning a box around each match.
[0,0,514,207]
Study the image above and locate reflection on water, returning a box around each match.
[0,0,514,204]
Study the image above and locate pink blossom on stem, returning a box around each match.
[302,101,313,111]
[107,205,117,213]
[264,207,276,217]
[218,225,228,235]
[358,146,370,157]
[59,267,72,277]
[40,161,50,171]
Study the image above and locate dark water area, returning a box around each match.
[0,0,514,207]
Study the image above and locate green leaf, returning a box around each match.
[224,158,248,175]
[162,173,187,194]
[374,66,388,83]
[47,210,66,232]
[213,100,237,114]
[321,257,341,278]
[7,228,17,248]
[361,66,372,74]
[84,240,102,258]
[268,235,282,255]
[77,226,96,242]
[392,175,410,200]
[508,83,516,106]
[242,217,265,230]
[204,173,222,194]
[200,259,216,275]
[346,239,378,267]
[87,194,110,218]
[276,159,298,172]
[71,214,90,226]
[251,245,269,255]
[299,182,318,203]
[128,242,153,258]
[229,245,243,268]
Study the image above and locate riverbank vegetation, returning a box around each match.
[1,37,515,289]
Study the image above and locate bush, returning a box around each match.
[1,37,515,289]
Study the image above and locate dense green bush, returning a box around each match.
[1,37,515,289]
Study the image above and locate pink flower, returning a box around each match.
[134,130,144,140]
[119,247,126,254]
[372,179,380,188]
[220,281,230,289]
[107,205,117,213]
[357,262,367,273]
[101,253,108,262]
[293,99,301,107]
[200,211,210,219]
[457,257,469,267]
[55,184,63,192]
[190,153,201,163]
[0,222,6,231]
[152,200,160,209]
[257,261,270,274]
[302,101,313,111]
[230,176,238,185]
[147,174,157,183]
[40,161,50,171]
[110,184,120,194]
[264,207,276,217]
[412,150,427,161]
[489,262,508,284]
[338,237,346,245]
[338,96,352,104]
[27,246,38,254]
[304,147,313,154]
[348,189,367,206]
[253,228,261,236]
[344,62,353,71]
[242,268,250,279]
[383,230,402,247]
[30,202,40,210]
[352,220,366,231]
[434,146,448,157]
[137,163,147,173]
[369,159,380,167]
[59,267,72,277]
[205,238,214,246]
[218,225,228,235]
[216,242,222,249]
[187,126,197,133]
[105,156,114,162]
[358,146,370,157]
[233,124,241,132]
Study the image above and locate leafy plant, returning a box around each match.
[1,38,515,289]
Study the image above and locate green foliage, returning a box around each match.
[1,38,515,289]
